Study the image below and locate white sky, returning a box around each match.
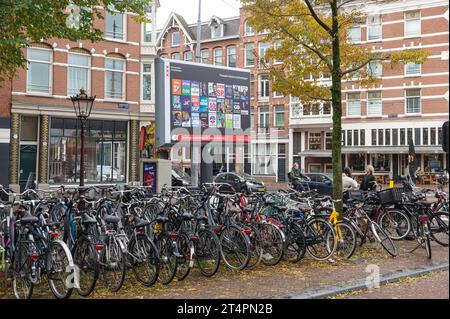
[156,0,242,29]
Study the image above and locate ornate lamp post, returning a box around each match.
[70,89,95,186]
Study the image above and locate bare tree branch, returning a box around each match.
[303,0,332,34]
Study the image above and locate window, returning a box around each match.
[68,52,90,96]
[27,47,52,94]
[371,154,390,172]
[369,61,382,78]
[184,51,193,62]
[258,42,270,66]
[347,130,353,146]
[171,52,180,60]
[423,128,429,145]
[201,49,210,64]
[259,74,270,99]
[142,63,152,101]
[400,128,406,145]
[405,62,421,76]
[105,7,124,40]
[323,103,331,115]
[213,48,223,66]
[144,21,153,43]
[325,133,332,150]
[244,20,254,36]
[105,57,125,100]
[250,108,255,128]
[438,127,443,145]
[406,89,421,114]
[367,15,381,41]
[49,119,127,184]
[348,25,361,42]
[407,128,413,144]
[385,129,391,146]
[367,91,382,116]
[303,104,311,116]
[430,127,436,145]
[349,154,365,172]
[353,130,359,146]
[258,106,269,132]
[342,130,346,146]
[378,129,384,146]
[273,105,285,128]
[250,74,255,98]
[347,92,361,116]
[415,127,421,145]
[371,129,377,146]
[274,41,283,64]
[405,11,421,37]
[172,31,180,47]
[21,116,38,142]
[245,43,255,67]
[211,24,223,38]
[227,46,236,67]
[392,129,398,146]
[309,133,322,150]
[360,130,365,146]
[253,143,276,175]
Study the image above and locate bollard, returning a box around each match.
[389,171,394,188]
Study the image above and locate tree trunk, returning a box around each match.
[331,1,343,214]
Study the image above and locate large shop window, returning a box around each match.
[49,118,127,184]
[253,143,276,175]
[68,52,90,95]
[371,154,391,172]
[27,47,52,94]
[348,153,365,172]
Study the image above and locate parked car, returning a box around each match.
[172,168,191,187]
[214,172,265,194]
[296,173,333,196]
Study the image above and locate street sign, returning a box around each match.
[118,103,129,110]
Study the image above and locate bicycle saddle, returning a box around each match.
[81,213,97,225]
[134,217,150,228]
[103,214,121,224]
[156,215,169,223]
[20,212,39,224]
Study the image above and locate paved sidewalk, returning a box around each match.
[1,240,447,299]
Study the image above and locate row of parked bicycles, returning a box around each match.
[0,178,448,299]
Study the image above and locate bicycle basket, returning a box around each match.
[391,187,407,203]
[378,189,394,205]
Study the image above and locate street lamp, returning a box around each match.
[70,88,95,186]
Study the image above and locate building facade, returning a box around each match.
[0,3,159,191]
[290,0,449,181]
[156,11,290,182]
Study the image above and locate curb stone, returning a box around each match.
[279,262,449,299]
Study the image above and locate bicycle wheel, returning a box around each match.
[284,223,306,263]
[422,222,432,259]
[47,240,73,299]
[101,238,126,293]
[379,209,411,240]
[129,235,159,287]
[246,226,263,269]
[429,211,449,247]
[305,218,337,261]
[175,232,194,281]
[72,239,98,297]
[331,221,357,259]
[259,223,284,266]
[371,222,397,257]
[157,236,178,285]
[220,225,250,271]
[196,228,221,277]
[12,242,34,299]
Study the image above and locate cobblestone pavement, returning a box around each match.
[334,270,449,299]
[0,240,447,299]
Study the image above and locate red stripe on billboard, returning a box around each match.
[176,134,251,142]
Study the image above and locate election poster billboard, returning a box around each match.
[155,58,251,147]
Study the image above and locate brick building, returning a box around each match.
[290,0,449,182]
[0,3,159,190]
[156,11,290,182]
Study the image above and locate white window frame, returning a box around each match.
[404,10,421,38]
[273,105,285,128]
[200,49,210,64]
[404,62,421,76]
[273,41,283,65]
[171,52,180,60]
[67,52,91,96]
[367,91,382,117]
[105,6,126,41]
[183,51,193,62]
[368,61,382,78]
[244,20,254,36]
[104,56,125,101]
[227,46,236,67]
[258,106,270,131]
[346,92,361,117]
[141,62,153,102]
[348,25,361,43]
[367,15,382,41]
[258,74,270,100]
[27,47,53,95]
[258,42,270,67]
[405,89,421,115]
[211,24,224,39]
[171,31,180,47]
[213,48,223,66]
[244,43,255,67]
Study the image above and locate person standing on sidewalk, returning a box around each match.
[342,167,358,189]
[360,165,377,191]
